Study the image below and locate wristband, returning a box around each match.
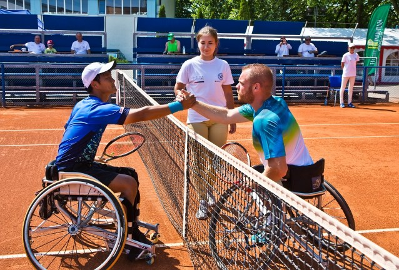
[168,101,184,114]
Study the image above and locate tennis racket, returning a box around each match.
[221,142,251,166]
[97,132,145,163]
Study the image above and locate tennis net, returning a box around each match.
[116,70,399,270]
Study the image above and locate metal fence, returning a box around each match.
[1,63,398,107]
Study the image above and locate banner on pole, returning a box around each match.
[364,4,391,76]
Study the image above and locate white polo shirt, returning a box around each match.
[25,42,45,54]
[71,40,91,54]
[298,43,317,57]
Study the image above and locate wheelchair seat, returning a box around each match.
[252,159,326,197]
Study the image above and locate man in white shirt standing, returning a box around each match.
[10,35,45,54]
[298,36,318,57]
[275,36,292,57]
[71,32,91,54]
[339,43,360,108]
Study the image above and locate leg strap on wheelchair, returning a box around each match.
[121,198,135,239]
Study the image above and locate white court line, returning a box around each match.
[0,127,124,132]
[0,242,185,260]
[237,122,399,128]
[1,123,399,132]
[229,135,399,142]
[0,142,108,147]
[2,134,399,147]
[356,227,399,234]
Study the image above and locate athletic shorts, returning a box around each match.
[61,162,137,187]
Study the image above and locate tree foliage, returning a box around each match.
[158,4,166,18]
[174,0,398,28]
[238,0,251,21]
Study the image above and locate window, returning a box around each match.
[385,51,399,76]
[41,0,87,14]
[101,0,147,14]
[1,0,30,9]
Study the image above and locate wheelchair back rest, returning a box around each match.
[58,171,103,196]
[45,160,59,181]
[283,159,325,193]
[251,159,325,194]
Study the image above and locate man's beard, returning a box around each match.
[238,88,255,104]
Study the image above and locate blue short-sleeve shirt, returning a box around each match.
[56,96,130,170]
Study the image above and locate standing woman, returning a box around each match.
[339,43,359,108]
[174,26,236,219]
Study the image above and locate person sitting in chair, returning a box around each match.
[10,35,45,54]
[163,32,181,54]
[54,61,196,260]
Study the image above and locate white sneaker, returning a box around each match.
[207,192,216,207]
[195,200,209,220]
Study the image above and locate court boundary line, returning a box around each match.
[0,242,185,260]
[2,227,398,260]
[1,122,399,132]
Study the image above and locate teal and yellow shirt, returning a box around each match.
[238,96,313,166]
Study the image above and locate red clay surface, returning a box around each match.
[0,102,398,269]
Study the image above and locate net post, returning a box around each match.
[182,126,190,239]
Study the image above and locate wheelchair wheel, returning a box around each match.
[291,180,355,252]
[23,178,127,270]
[209,184,282,270]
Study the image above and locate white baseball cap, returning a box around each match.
[82,61,116,88]
[348,43,356,48]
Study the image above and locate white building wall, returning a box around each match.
[106,15,136,61]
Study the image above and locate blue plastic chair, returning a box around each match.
[328,75,346,106]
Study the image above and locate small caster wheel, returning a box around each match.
[146,256,155,265]
[150,232,160,243]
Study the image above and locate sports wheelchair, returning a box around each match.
[209,156,356,269]
[23,160,160,270]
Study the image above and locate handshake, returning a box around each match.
[175,89,197,109]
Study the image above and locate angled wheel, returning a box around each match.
[291,180,355,252]
[23,178,127,270]
[209,184,282,269]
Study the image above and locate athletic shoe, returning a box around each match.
[207,192,216,207]
[340,103,345,108]
[127,227,153,261]
[195,200,209,220]
[347,103,356,108]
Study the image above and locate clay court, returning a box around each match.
[0,102,398,269]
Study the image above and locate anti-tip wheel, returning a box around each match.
[146,256,155,265]
[149,232,160,243]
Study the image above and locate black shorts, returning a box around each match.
[62,162,138,187]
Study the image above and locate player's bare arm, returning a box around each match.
[222,84,236,134]
[124,94,195,124]
[263,156,288,182]
[182,93,247,124]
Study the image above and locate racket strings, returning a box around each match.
[222,143,251,166]
[105,134,144,157]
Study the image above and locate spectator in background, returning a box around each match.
[44,40,57,54]
[275,36,292,57]
[71,32,91,54]
[339,43,359,108]
[10,35,45,54]
[298,36,318,57]
[163,32,180,54]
